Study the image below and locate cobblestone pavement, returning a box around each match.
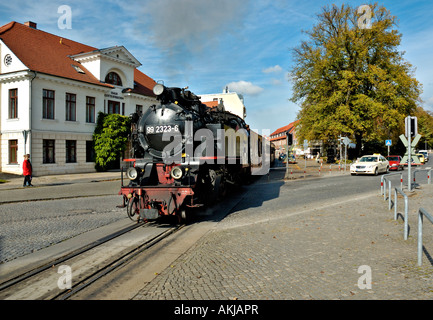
[2,165,433,300]
[0,170,124,263]
[0,196,124,263]
[134,172,433,300]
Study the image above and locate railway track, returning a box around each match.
[0,221,184,300]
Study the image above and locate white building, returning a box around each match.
[0,21,156,176]
[199,87,247,120]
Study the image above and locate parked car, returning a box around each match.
[416,153,425,164]
[386,155,404,171]
[283,154,297,164]
[418,150,429,162]
[287,155,297,164]
[403,156,422,166]
[350,154,389,175]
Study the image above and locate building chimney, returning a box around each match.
[24,21,37,29]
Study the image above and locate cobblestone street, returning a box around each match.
[0,196,124,263]
[134,171,433,300]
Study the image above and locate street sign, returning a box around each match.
[342,137,351,145]
[385,140,392,146]
[400,134,421,165]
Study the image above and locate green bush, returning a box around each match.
[93,112,131,171]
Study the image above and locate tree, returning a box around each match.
[289,3,422,156]
[414,107,433,150]
[93,112,131,171]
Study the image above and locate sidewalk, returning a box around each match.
[0,170,122,204]
[0,170,121,190]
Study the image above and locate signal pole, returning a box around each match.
[408,118,412,191]
[284,132,293,180]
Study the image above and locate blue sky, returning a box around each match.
[1,0,433,133]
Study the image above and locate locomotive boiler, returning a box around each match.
[119,83,270,223]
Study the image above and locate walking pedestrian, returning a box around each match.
[23,154,33,187]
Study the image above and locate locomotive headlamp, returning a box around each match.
[153,83,165,96]
[126,167,139,180]
[170,166,183,180]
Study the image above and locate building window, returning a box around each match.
[9,89,18,119]
[66,140,77,163]
[86,141,95,162]
[43,89,55,119]
[86,96,95,123]
[43,139,55,163]
[105,72,122,86]
[108,100,120,114]
[136,105,143,115]
[8,140,18,164]
[66,93,76,121]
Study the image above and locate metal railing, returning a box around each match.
[378,170,433,266]
[413,168,432,188]
[418,207,433,266]
[328,164,346,175]
[394,187,409,240]
[381,172,403,197]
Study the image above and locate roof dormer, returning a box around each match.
[70,46,141,88]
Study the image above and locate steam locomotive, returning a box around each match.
[119,83,272,223]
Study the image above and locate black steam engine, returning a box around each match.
[119,83,269,222]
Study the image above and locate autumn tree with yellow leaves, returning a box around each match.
[289,3,423,156]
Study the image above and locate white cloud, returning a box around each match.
[271,78,282,85]
[262,65,282,73]
[140,0,247,52]
[226,81,264,96]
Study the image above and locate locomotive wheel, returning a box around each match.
[179,207,193,224]
[179,209,189,224]
[205,169,219,205]
[127,197,140,221]
[217,175,227,200]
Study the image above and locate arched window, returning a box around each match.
[105,72,122,86]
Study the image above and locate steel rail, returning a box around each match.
[52,223,185,300]
[0,221,147,293]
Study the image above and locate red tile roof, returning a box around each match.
[0,21,155,95]
[270,120,299,138]
[124,69,156,97]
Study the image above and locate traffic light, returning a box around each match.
[286,132,293,145]
[405,116,417,138]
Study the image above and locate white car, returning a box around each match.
[350,154,389,176]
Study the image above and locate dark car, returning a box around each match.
[386,155,403,171]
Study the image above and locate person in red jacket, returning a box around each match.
[23,153,33,187]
